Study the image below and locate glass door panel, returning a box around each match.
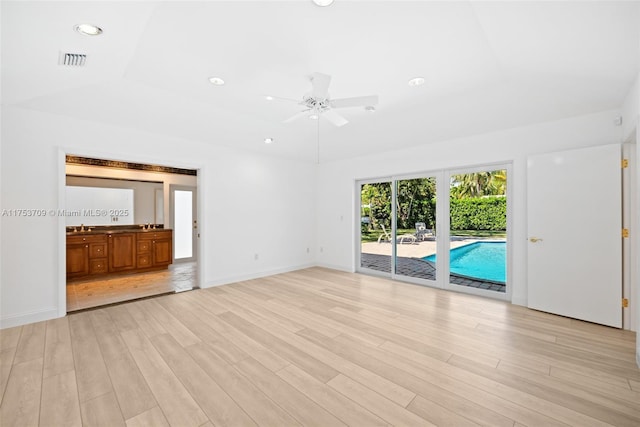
[394,177,437,282]
[359,181,392,274]
[448,169,507,293]
[171,186,197,262]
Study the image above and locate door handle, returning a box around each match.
[529,237,543,243]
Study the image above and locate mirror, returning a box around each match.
[65,186,134,226]
[66,176,163,226]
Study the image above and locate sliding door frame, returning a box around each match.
[355,177,393,278]
[443,163,513,302]
[356,161,512,302]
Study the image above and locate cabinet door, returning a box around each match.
[67,243,89,277]
[153,238,172,266]
[109,233,136,272]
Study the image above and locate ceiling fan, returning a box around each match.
[277,72,378,127]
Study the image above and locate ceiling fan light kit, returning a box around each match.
[279,72,379,127]
[312,0,335,7]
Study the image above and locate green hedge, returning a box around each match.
[450,197,506,231]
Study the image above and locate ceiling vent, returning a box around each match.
[59,52,87,67]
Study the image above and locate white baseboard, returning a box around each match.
[511,294,527,306]
[1,307,59,329]
[203,263,316,288]
[313,262,354,273]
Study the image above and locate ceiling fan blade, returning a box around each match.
[266,95,300,103]
[311,72,331,99]
[283,110,311,124]
[330,95,379,109]
[322,109,349,127]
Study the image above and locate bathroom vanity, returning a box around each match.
[66,227,172,280]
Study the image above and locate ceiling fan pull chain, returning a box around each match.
[317,117,321,164]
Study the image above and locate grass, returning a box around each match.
[361,228,506,243]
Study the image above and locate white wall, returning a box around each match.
[316,109,623,309]
[0,106,316,327]
[622,74,639,143]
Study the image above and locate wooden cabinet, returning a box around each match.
[137,230,173,268]
[66,242,89,278]
[89,240,108,274]
[136,239,152,268]
[67,234,108,279]
[66,229,173,280]
[108,233,136,272]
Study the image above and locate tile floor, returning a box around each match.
[66,262,197,312]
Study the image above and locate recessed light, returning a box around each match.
[408,77,425,87]
[312,0,335,6]
[364,106,376,112]
[208,77,225,86]
[265,95,274,101]
[309,114,319,120]
[74,24,103,36]
[264,138,274,144]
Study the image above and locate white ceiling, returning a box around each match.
[2,1,639,162]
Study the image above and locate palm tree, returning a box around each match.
[450,170,506,199]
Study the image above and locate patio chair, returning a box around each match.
[377,224,392,243]
[378,224,417,244]
[415,222,434,240]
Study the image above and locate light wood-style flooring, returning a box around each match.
[66,262,197,312]
[2,267,639,426]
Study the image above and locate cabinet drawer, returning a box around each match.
[137,231,171,240]
[89,258,108,274]
[67,234,107,244]
[89,243,107,258]
[137,240,151,253]
[137,254,152,268]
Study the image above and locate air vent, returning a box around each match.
[59,52,87,67]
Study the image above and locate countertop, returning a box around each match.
[66,228,172,236]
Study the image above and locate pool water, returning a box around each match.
[424,242,506,283]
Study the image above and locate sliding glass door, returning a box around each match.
[447,168,507,294]
[356,164,510,299]
[394,176,438,284]
[359,180,392,274]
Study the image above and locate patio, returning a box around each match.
[360,239,506,293]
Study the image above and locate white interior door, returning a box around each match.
[527,144,622,327]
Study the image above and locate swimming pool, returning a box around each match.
[423,241,506,283]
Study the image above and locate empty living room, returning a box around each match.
[1,1,639,426]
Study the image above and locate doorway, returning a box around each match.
[170,185,198,263]
[446,167,508,294]
[358,180,392,275]
[356,163,510,300]
[62,155,201,313]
